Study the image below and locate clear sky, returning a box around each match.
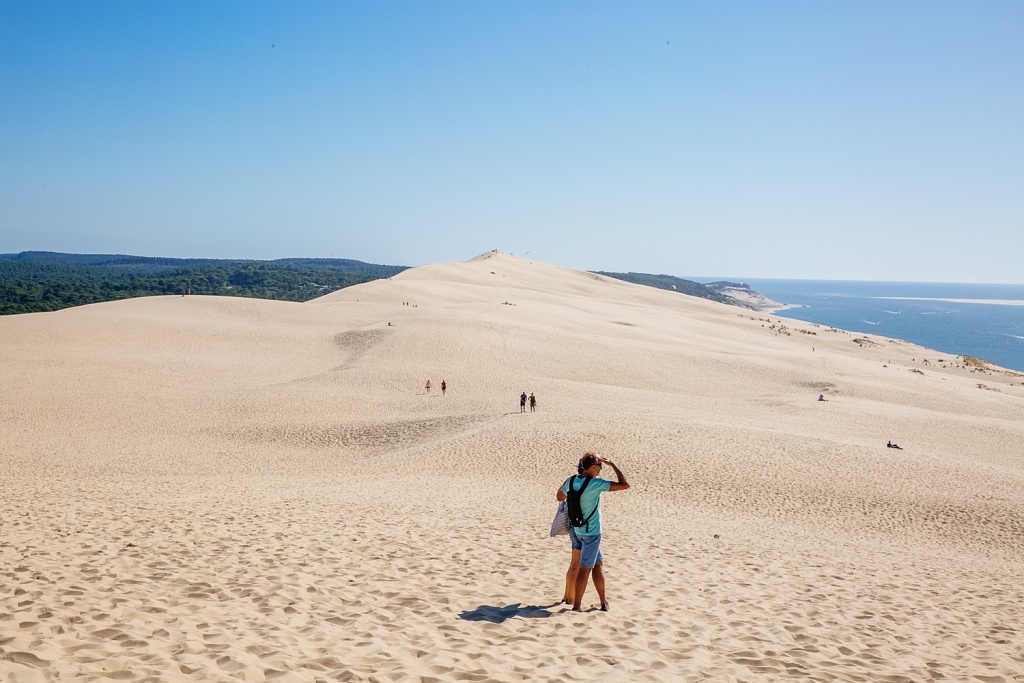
[2,1,1022,283]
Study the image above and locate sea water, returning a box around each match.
[713,279,1024,373]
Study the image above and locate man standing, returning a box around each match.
[520,391,527,413]
[556,452,630,612]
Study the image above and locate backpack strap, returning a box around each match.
[570,475,591,497]
[570,476,599,530]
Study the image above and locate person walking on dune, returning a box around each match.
[557,452,630,612]
[441,380,447,396]
[529,393,537,412]
[425,380,431,395]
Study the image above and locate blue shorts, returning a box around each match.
[569,526,603,568]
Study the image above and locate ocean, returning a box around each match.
[710,279,1024,373]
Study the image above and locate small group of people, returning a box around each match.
[556,451,630,612]
[519,391,537,412]
[425,379,446,396]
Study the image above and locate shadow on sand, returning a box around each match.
[458,602,562,623]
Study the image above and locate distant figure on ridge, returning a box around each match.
[529,393,537,412]
[425,380,431,395]
[441,380,447,396]
[520,392,528,413]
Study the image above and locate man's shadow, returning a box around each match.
[458,602,562,623]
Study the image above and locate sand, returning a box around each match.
[2,250,1022,682]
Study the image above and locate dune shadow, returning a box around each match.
[458,602,561,623]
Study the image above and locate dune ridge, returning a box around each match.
[2,251,1023,682]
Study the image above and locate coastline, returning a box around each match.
[762,302,805,313]
[740,279,1024,373]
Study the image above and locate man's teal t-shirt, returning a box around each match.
[561,476,612,535]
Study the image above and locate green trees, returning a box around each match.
[0,251,748,316]
[596,271,738,306]
[0,253,407,315]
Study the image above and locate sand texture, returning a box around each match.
[2,251,1023,682]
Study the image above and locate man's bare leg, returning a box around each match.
[572,567,592,611]
[563,550,581,604]
[592,561,608,609]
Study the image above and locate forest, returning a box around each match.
[0,252,736,316]
[597,271,740,306]
[0,252,407,315]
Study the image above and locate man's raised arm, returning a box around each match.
[602,458,630,492]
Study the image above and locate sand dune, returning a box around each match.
[2,251,1023,682]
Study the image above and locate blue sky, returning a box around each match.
[2,1,1022,283]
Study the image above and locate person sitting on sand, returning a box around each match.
[818,394,827,401]
[557,452,630,612]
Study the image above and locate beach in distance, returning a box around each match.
[727,279,1024,374]
[2,251,1023,682]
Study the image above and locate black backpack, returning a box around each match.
[566,476,597,528]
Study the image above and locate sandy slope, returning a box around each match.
[2,251,1022,682]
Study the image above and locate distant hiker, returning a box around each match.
[520,392,527,413]
[557,452,630,612]
[441,380,446,396]
[529,393,537,412]
[425,380,431,395]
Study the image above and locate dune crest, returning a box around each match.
[2,253,1023,681]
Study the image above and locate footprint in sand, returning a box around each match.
[3,651,50,667]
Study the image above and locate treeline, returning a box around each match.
[0,252,407,315]
[597,271,745,307]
